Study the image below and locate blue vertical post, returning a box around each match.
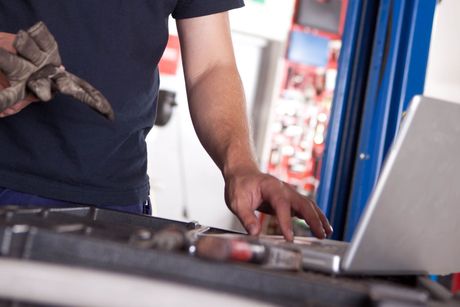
[317,0,380,239]
[384,0,438,153]
[316,0,364,218]
[343,0,436,241]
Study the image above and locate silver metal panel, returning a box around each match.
[343,96,460,275]
[258,236,347,273]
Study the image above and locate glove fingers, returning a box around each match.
[28,77,53,102]
[0,83,26,112]
[71,74,115,120]
[14,30,48,67]
[54,72,115,120]
[0,48,34,80]
[27,64,63,102]
[27,22,57,53]
[0,48,21,77]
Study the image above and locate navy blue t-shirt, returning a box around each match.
[0,0,244,206]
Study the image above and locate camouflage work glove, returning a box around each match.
[27,65,115,120]
[0,22,114,120]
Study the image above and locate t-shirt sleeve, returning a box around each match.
[172,0,245,19]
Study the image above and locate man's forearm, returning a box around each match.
[185,63,259,178]
[176,12,333,240]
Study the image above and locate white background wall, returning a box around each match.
[229,0,295,41]
[424,0,460,102]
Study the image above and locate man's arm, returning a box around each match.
[176,12,332,241]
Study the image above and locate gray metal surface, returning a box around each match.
[343,96,460,274]
[0,206,372,306]
[0,258,273,307]
[1,206,458,306]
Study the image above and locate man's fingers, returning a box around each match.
[0,107,16,117]
[260,176,331,240]
[294,199,326,239]
[0,33,17,54]
[10,98,34,111]
[260,178,295,241]
[0,98,33,117]
[314,205,333,237]
[261,198,333,237]
[274,200,294,242]
[232,201,260,236]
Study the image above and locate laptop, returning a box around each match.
[259,96,460,275]
[272,95,460,275]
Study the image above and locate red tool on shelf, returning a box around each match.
[452,273,460,294]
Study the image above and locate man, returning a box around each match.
[0,0,332,241]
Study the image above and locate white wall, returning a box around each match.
[229,0,296,41]
[424,0,460,102]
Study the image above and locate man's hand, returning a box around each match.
[0,32,38,117]
[0,22,114,120]
[224,167,333,241]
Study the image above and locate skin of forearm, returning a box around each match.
[176,14,332,240]
[185,63,259,179]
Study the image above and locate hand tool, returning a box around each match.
[195,235,302,271]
